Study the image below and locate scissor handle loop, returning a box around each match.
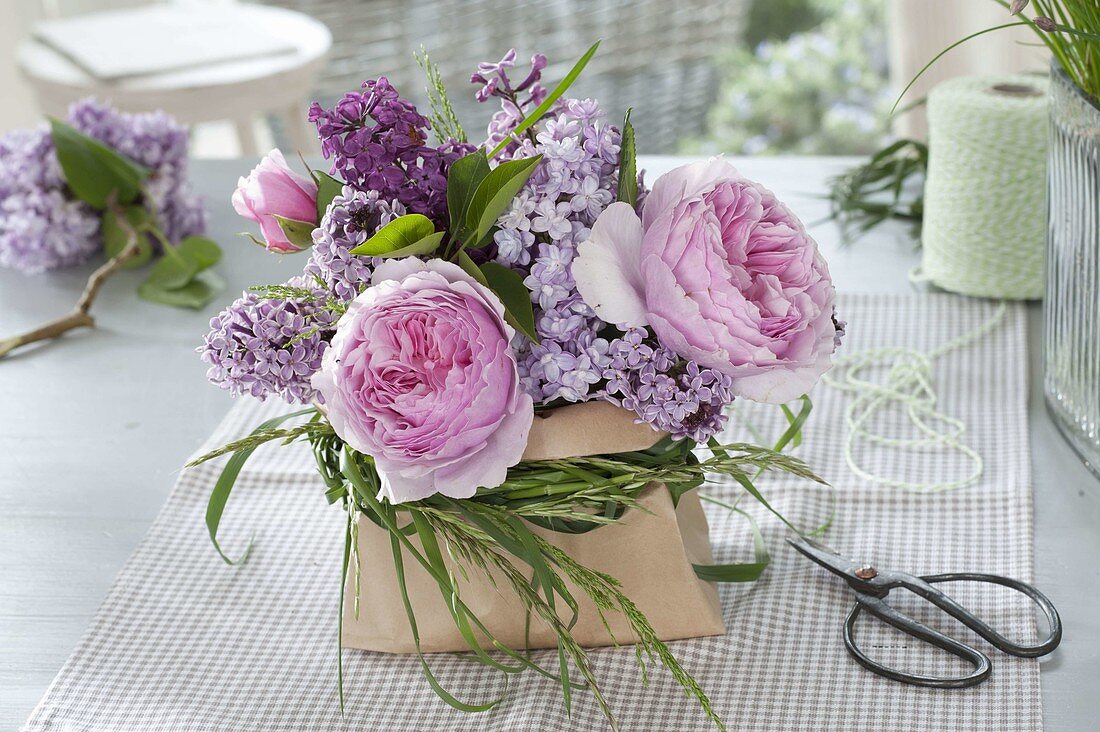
[844,593,992,688]
[844,573,1062,688]
[912,573,1062,657]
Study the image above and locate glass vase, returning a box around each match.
[1044,63,1100,477]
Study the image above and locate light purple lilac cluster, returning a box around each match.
[309,77,474,223]
[200,277,338,404]
[477,51,736,440]
[0,99,205,274]
[305,185,405,301]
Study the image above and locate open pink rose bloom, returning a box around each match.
[573,158,839,404]
[311,258,534,503]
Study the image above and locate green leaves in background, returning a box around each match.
[480,261,538,343]
[49,118,149,209]
[464,155,543,248]
[312,169,343,222]
[350,214,441,257]
[138,236,224,309]
[102,205,153,268]
[273,214,316,251]
[488,40,601,159]
[616,109,637,207]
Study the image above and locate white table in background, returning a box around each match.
[17,4,331,155]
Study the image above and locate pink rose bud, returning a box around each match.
[231,149,318,253]
[573,158,839,404]
[311,258,534,503]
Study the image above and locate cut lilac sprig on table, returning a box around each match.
[0,99,218,360]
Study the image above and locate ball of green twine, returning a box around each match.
[918,74,1049,300]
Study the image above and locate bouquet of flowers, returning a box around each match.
[0,99,217,358]
[191,44,841,729]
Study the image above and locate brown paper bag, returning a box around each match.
[341,402,727,653]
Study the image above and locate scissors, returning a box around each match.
[787,536,1062,688]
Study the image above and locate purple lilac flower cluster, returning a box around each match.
[200,276,338,405]
[476,51,736,440]
[309,77,474,223]
[602,330,737,442]
[305,185,406,301]
[0,99,205,274]
[67,100,206,245]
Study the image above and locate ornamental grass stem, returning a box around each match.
[0,205,140,360]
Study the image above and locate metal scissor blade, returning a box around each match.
[786,536,863,582]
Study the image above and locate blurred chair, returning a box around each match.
[261,0,749,153]
[17,0,332,155]
[887,0,1048,140]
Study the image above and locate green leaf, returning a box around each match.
[312,170,343,222]
[488,40,601,159]
[102,205,152,268]
[376,231,445,259]
[447,151,491,234]
[138,236,224,309]
[480,261,538,343]
[273,214,316,251]
[464,155,543,246]
[456,250,489,286]
[138,270,224,309]
[616,109,637,207]
[49,118,149,209]
[177,236,222,270]
[773,395,812,453]
[692,501,770,582]
[349,214,438,256]
[202,409,315,564]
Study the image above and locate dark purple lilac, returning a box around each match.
[308,76,474,224]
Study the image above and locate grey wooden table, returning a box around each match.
[2,157,1098,731]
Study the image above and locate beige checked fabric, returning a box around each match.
[22,293,1040,732]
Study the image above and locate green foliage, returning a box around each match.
[616,109,638,207]
[312,169,343,222]
[479,261,539,343]
[102,205,153,268]
[827,139,927,244]
[416,46,467,144]
[273,215,316,250]
[488,41,601,159]
[349,214,438,256]
[49,118,149,209]
[446,151,492,236]
[464,155,543,247]
[685,0,890,156]
[137,236,224,309]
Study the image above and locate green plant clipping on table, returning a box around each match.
[826,139,928,245]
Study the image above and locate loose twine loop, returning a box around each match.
[823,302,1007,492]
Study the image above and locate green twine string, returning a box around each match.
[917,74,1048,300]
[822,302,1007,492]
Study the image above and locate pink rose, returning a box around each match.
[573,158,838,403]
[231,149,317,253]
[311,258,534,503]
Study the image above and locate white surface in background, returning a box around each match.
[33,5,298,81]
